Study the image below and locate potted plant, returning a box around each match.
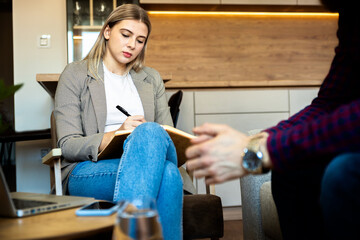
[0,78,23,134]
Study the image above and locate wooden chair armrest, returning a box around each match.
[183,165,216,195]
[42,148,62,166]
[42,148,63,195]
[206,184,216,195]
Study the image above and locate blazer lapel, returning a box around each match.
[87,64,106,133]
[131,69,155,122]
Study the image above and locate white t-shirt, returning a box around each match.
[103,64,144,133]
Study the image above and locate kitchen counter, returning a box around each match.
[37,73,323,97]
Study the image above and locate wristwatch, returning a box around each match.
[242,134,270,174]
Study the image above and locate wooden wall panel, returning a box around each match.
[145,13,338,88]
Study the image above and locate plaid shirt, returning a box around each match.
[265,10,360,171]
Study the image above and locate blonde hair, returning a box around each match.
[84,4,151,81]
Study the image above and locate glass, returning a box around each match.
[67,0,141,63]
[117,0,140,6]
[112,197,163,240]
[93,0,113,26]
[67,0,96,63]
[72,0,90,26]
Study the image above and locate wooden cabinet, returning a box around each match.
[297,0,322,5]
[140,0,220,3]
[167,87,319,207]
[141,0,322,5]
[70,0,118,28]
[289,88,319,115]
[221,0,322,5]
[194,89,289,206]
[221,0,296,5]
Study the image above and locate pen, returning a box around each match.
[116,105,131,117]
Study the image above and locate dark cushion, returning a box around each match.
[183,194,224,239]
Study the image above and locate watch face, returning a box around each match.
[243,148,263,172]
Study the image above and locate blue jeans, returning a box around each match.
[272,152,360,240]
[68,122,183,240]
[320,153,360,240]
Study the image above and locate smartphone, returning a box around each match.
[76,201,119,216]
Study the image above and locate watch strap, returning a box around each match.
[246,133,270,174]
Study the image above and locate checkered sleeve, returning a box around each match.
[264,11,360,171]
[266,99,360,171]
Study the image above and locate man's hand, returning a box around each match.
[185,123,251,184]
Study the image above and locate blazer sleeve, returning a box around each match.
[54,63,103,163]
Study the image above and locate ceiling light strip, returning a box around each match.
[148,11,338,17]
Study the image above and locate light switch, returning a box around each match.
[38,34,51,48]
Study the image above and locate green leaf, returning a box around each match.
[0,78,23,102]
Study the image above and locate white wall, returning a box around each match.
[15,139,52,193]
[13,0,67,193]
[13,0,67,131]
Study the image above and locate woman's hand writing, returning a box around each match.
[99,115,146,152]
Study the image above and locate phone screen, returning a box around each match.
[82,201,117,210]
[76,201,119,216]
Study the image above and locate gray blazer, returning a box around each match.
[54,60,173,193]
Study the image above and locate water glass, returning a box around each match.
[112,197,163,240]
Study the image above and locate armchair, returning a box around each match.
[240,128,282,240]
[240,173,282,240]
[42,90,224,240]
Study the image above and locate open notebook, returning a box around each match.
[0,165,94,217]
[98,125,195,167]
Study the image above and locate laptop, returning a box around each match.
[0,165,94,217]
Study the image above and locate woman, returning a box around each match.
[54,4,182,239]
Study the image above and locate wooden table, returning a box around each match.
[0,207,117,239]
[36,74,60,98]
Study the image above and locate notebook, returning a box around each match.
[0,165,94,217]
[98,124,195,167]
